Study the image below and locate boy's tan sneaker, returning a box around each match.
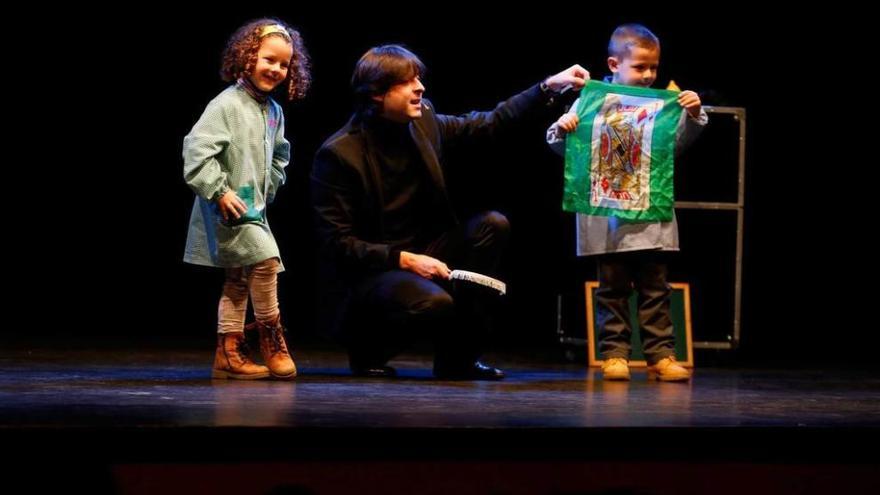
[601,357,631,381]
[647,356,691,382]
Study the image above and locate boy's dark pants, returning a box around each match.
[596,251,676,364]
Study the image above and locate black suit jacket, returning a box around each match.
[310,84,552,336]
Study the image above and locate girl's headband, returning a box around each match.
[259,25,291,40]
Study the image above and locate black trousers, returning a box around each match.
[595,251,676,364]
[345,211,510,371]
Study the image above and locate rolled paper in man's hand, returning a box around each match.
[449,270,506,295]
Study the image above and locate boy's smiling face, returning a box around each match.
[609,46,660,87]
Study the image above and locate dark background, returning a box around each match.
[22,6,864,366]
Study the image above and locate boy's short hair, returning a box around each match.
[351,44,426,119]
[608,24,660,59]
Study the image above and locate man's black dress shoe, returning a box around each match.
[351,365,397,378]
[433,361,505,381]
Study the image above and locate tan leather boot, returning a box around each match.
[212,331,270,380]
[255,316,297,380]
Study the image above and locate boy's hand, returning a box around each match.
[400,251,451,280]
[555,113,580,134]
[545,64,590,93]
[217,190,248,222]
[678,90,702,119]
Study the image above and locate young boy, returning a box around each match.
[547,24,707,381]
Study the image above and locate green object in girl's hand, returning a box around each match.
[216,185,263,225]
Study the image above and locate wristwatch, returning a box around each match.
[540,80,560,105]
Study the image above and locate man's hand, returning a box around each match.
[544,64,590,93]
[216,190,248,222]
[400,251,451,280]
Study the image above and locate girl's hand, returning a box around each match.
[217,190,248,222]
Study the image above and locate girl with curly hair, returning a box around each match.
[183,18,310,380]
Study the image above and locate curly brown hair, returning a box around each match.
[220,18,311,101]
